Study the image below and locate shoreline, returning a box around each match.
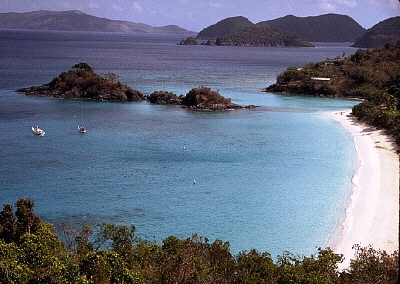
[326,111,399,269]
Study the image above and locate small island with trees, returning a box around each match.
[16,63,146,102]
[16,63,257,111]
[179,26,314,47]
[149,87,257,110]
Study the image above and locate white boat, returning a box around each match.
[78,125,86,133]
[32,126,45,136]
[78,104,86,133]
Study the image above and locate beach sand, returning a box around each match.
[326,111,399,269]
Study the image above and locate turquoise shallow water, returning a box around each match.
[0,30,358,257]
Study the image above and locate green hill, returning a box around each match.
[0,10,195,34]
[256,14,365,42]
[197,14,365,42]
[352,16,400,48]
[196,16,254,39]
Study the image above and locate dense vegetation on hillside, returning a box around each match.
[215,26,314,47]
[266,40,400,145]
[256,14,365,42]
[0,198,398,283]
[196,14,365,43]
[352,16,400,48]
[196,16,254,39]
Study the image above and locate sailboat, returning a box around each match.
[78,124,86,133]
[32,125,45,136]
[77,104,86,133]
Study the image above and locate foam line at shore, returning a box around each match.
[326,111,399,269]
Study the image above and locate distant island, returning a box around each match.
[0,10,196,35]
[196,14,365,43]
[16,63,256,111]
[179,26,314,47]
[352,16,400,48]
[256,14,365,42]
[1,10,398,48]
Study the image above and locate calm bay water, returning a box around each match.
[0,29,358,257]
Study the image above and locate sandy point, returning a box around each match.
[325,111,399,269]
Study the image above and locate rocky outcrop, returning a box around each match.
[178,37,198,45]
[148,91,184,105]
[16,63,145,102]
[149,87,257,111]
[182,87,241,110]
[15,64,257,111]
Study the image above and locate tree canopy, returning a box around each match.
[0,198,398,283]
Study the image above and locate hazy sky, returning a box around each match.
[1,0,399,31]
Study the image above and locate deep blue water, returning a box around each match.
[0,29,358,257]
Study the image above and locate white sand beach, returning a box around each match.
[326,111,399,269]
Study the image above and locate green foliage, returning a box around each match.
[277,67,303,84]
[79,251,143,284]
[215,26,313,47]
[0,199,398,282]
[276,248,343,284]
[76,223,94,257]
[236,249,276,283]
[15,198,41,238]
[352,89,400,144]
[0,204,15,243]
[0,240,31,283]
[350,49,371,63]
[183,87,232,107]
[196,16,254,40]
[269,39,400,99]
[18,223,70,283]
[72,62,94,73]
[340,245,398,283]
[95,223,136,261]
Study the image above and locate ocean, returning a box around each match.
[0,29,359,257]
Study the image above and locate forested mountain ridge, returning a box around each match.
[352,16,400,48]
[197,13,365,42]
[257,14,366,42]
[0,10,195,34]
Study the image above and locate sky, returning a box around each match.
[0,0,399,32]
